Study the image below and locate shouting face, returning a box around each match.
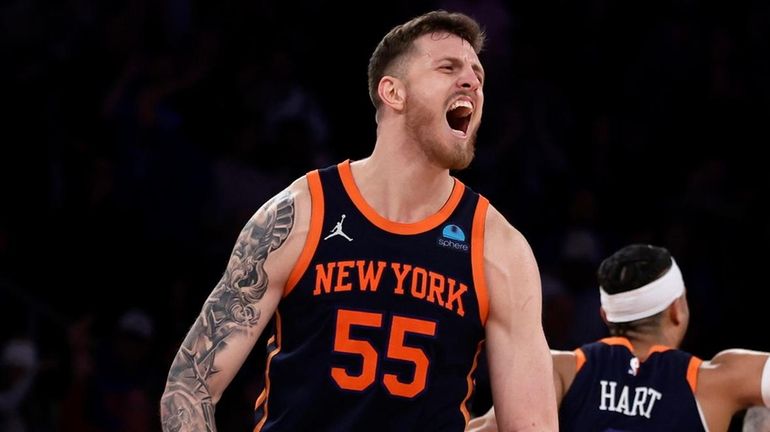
[401,32,485,170]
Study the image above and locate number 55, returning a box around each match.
[331,309,437,398]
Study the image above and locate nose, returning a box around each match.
[458,65,481,91]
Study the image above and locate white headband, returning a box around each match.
[600,258,685,323]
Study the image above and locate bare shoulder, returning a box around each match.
[701,349,769,384]
[551,349,577,367]
[481,202,541,318]
[245,175,311,245]
[250,173,316,286]
[551,350,578,383]
[698,348,769,411]
[709,349,769,364]
[287,173,313,198]
[551,349,579,401]
[483,203,534,264]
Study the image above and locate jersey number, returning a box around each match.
[331,308,437,398]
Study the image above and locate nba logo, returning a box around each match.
[628,357,640,376]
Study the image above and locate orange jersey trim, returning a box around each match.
[461,340,485,425]
[686,356,702,393]
[254,389,266,410]
[284,170,324,296]
[337,160,465,235]
[574,348,587,372]
[254,312,283,432]
[471,196,490,325]
[601,337,676,362]
[600,336,634,352]
[648,344,671,356]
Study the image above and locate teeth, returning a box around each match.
[449,99,473,112]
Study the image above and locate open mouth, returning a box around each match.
[446,99,473,136]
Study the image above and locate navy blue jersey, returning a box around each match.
[559,337,706,432]
[254,160,489,432]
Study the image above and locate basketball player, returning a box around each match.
[466,244,770,432]
[160,10,557,432]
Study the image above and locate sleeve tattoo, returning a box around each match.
[161,191,295,431]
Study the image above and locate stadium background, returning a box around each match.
[1,0,768,430]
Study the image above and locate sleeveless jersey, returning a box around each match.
[254,160,490,432]
[559,337,706,432]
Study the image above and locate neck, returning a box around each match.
[620,330,679,361]
[350,134,455,224]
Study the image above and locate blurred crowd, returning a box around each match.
[1,0,769,430]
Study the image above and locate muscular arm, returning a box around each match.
[160,179,310,431]
[698,349,770,431]
[482,205,558,432]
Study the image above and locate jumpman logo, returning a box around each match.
[324,214,353,241]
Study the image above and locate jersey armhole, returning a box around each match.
[687,356,703,393]
[575,348,587,373]
[472,196,490,325]
[284,170,324,296]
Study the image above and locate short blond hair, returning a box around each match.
[367,10,485,110]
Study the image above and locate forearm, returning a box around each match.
[159,277,266,431]
[160,378,217,431]
[160,303,228,432]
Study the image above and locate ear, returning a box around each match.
[668,296,684,326]
[377,76,406,112]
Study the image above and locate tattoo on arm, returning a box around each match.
[161,191,295,431]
